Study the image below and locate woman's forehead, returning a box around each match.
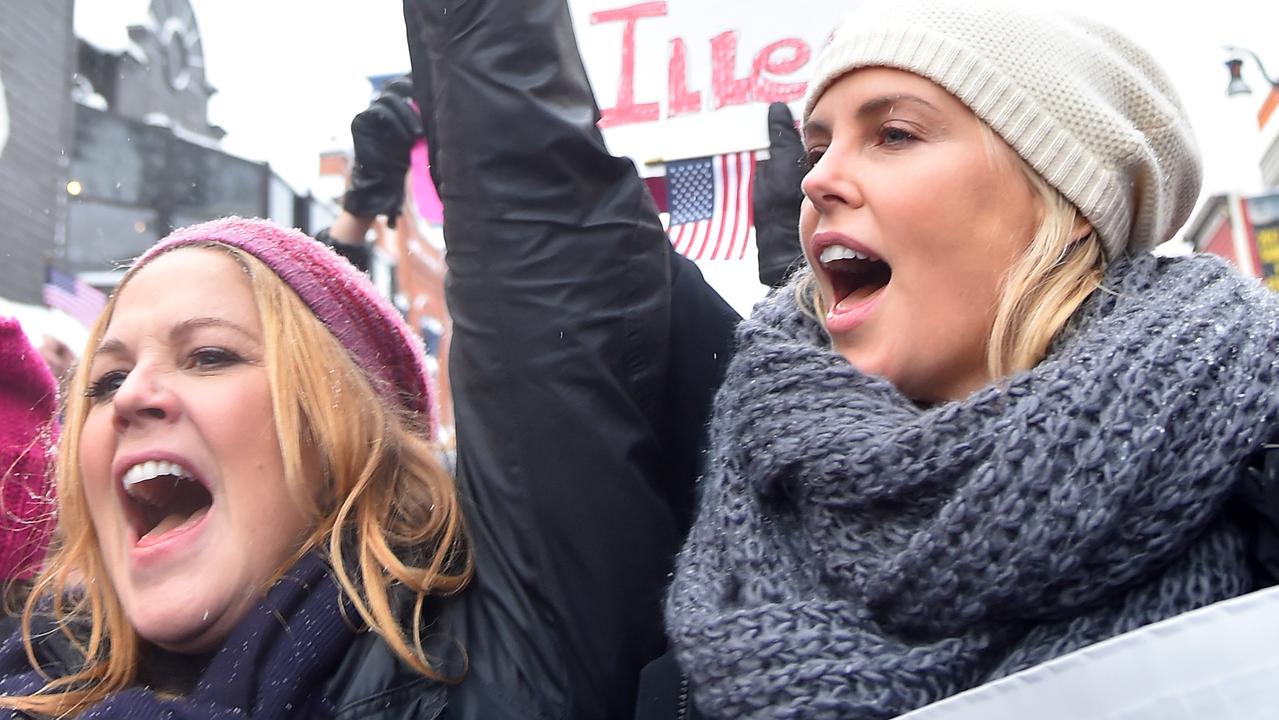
[103,248,260,344]
[806,67,967,126]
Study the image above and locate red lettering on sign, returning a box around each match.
[710,31,752,109]
[752,39,809,103]
[668,38,702,117]
[592,2,667,128]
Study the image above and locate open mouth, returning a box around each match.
[122,461,213,543]
[818,244,892,308]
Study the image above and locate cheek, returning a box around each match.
[798,199,821,268]
[78,409,115,499]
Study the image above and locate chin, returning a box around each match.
[833,343,894,384]
[127,590,230,654]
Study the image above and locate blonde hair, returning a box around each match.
[0,245,469,716]
[987,165,1105,378]
[797,130,1105,388]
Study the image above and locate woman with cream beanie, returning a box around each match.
[661,0,1279,717]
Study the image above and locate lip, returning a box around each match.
[824,285,886,335]
[809,230,881,262]
[111,450,214,566]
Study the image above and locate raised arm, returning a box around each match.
[403,0,736,717]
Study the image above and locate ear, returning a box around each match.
[1071,215,1094,243]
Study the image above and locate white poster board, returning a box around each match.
[898,586,1279,720]
[567,0,857,172]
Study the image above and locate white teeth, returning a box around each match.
[819,245,872,265]
[122,460,193,489]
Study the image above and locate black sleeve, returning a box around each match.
[314,227,371,274]
[1237,442,1279,588]
[403,1,737,718]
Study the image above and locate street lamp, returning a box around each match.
[1223,45,1279,97]
[1220,45,1275,278]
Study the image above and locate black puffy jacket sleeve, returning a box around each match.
[402,1,738,719]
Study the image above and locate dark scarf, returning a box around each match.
[666,253,1279,719]
[0,553,358,718]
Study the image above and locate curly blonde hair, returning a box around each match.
[0,245,470,716]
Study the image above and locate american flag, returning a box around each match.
[43,267,107,329]
[666,150,757,261]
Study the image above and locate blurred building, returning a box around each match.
[1185,84,1279,290]
[67,0,336,290]
[0,0,76,305]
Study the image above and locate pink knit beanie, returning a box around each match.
[132,217,436,433]
[0,317,57,580]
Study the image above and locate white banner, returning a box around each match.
[898,586,1279,720]
[568,0,858,173]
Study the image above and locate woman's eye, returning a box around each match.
[85,371,127,401]
[188,347,242,370]
[879,126,917,146]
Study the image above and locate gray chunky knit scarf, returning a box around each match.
[667,253,1279,720]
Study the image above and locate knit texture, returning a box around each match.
[666,255,1279,719]
[0,553,358,717]
[0,318,56,580]
[134,217,435,431]
[802,0,1201,258]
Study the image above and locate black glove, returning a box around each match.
[343,77,422,228]
[752,102,806,288]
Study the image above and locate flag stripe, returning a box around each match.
[706,154,731,261]
[722,151,746,260]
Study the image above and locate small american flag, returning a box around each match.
[666,150,757,261]
[43,267,107,329]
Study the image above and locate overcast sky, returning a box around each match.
[180,1,1279,200]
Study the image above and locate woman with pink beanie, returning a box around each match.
[0,220,471,718]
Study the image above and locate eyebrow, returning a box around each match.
[93,317,259,358]
[804,94,942,139]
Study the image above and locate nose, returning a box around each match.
[111,362,180,432]
[801,147,864,215]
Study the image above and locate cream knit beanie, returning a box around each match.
[803,0,1202,257]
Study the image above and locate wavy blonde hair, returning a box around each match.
[0,244,470,716]
[798,127,1105,389]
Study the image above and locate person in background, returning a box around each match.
[660,1,1279,717]
[316,77,421,272]
[0,218,467,718]
[36,335,75,390]
[0,318,57,598]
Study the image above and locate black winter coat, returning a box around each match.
[318,239,736,720]
[367,0,737,718]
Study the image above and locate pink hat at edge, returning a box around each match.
[0,317,57,580]
[133,217,436,434]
